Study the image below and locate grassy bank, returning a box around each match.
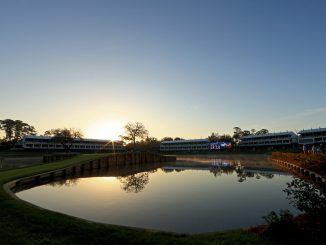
[0,153,269,244]
[271,152,326,177]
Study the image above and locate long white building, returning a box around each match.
[19,135,124,152]
[239,132,298,148]
[160,139,210,152]
[298,127,326,145]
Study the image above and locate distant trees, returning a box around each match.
[256,129,269,135]
[218,134,232,142]
[44,128,83,152]
[232,127,243,145]
[161,137,173,141]
[138,137,160,152]
[208,132,219,142]
[208,132,232,142]
[232,127,270,146]
[119,122,148,150]
[174,137,184,141]
[0,119,37,146]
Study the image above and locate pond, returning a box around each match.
[16,155,307,233]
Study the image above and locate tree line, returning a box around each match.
[1,118,270,151]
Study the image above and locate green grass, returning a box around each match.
[0,154,271,244]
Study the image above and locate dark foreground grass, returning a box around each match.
[0,154,270,245]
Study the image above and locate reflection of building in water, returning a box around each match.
[235,164,277,182]
[161,163,287,182]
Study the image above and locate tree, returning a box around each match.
[161,137,173,142]
[219,134,232,142]
[0,119,37,146]
[119,122,148,150]
[208,132,219,142]
[232,127,243,145]
[242,130,251,137]
[138,137,160,152]
[256,129,269,135]
[44,128,83,152]
[174,137,184,141]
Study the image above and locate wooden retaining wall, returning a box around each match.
[272,158,326,192]
[6,153,176,195]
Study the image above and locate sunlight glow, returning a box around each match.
[97,177,117,183]
[84,119,124,140]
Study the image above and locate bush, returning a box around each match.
[262,210,298,237]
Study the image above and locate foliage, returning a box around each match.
[208,132,232,143]
[208,132,219,142]
[161,137,173,141]
[120,122,148,150]
[284,178,326,215]
[262,210,298,237]
[174,137,184,141]
[44,128,83,151]
[256,129,269,135]
[0,119,37,146]
[232,127,270,146]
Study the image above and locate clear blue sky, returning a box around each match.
[1,0,326,139]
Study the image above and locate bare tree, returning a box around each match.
[119,122,148,150]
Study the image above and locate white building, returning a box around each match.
[160,139,210,152]
[298,127,326,145]
[19,135,124,152]
[239,132,298,148]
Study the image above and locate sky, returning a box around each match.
[1,0,326,140]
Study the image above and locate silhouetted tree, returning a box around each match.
[284,178,326,215]
[119,122,148,151]
[0,119,37,146]
[44,128,83,152]
[232,127,242,145]
[242,130,251,136]
[174,137,184,141]
[256,129,269,135]
[219,134,232,142]
[138,137,160,152]
[208,132,219,142]
[161,137,173,141]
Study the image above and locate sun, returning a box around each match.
[84,119,124,141]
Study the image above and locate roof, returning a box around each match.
[241,131,296,139]
[298,127,326,134]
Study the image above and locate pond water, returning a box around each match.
[16,155,303,233]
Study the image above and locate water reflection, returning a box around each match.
[162,157,285,183]
[47,179,80,188]
[30,158,289,194]
[16,156,302,233]
[117,173,150,193]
